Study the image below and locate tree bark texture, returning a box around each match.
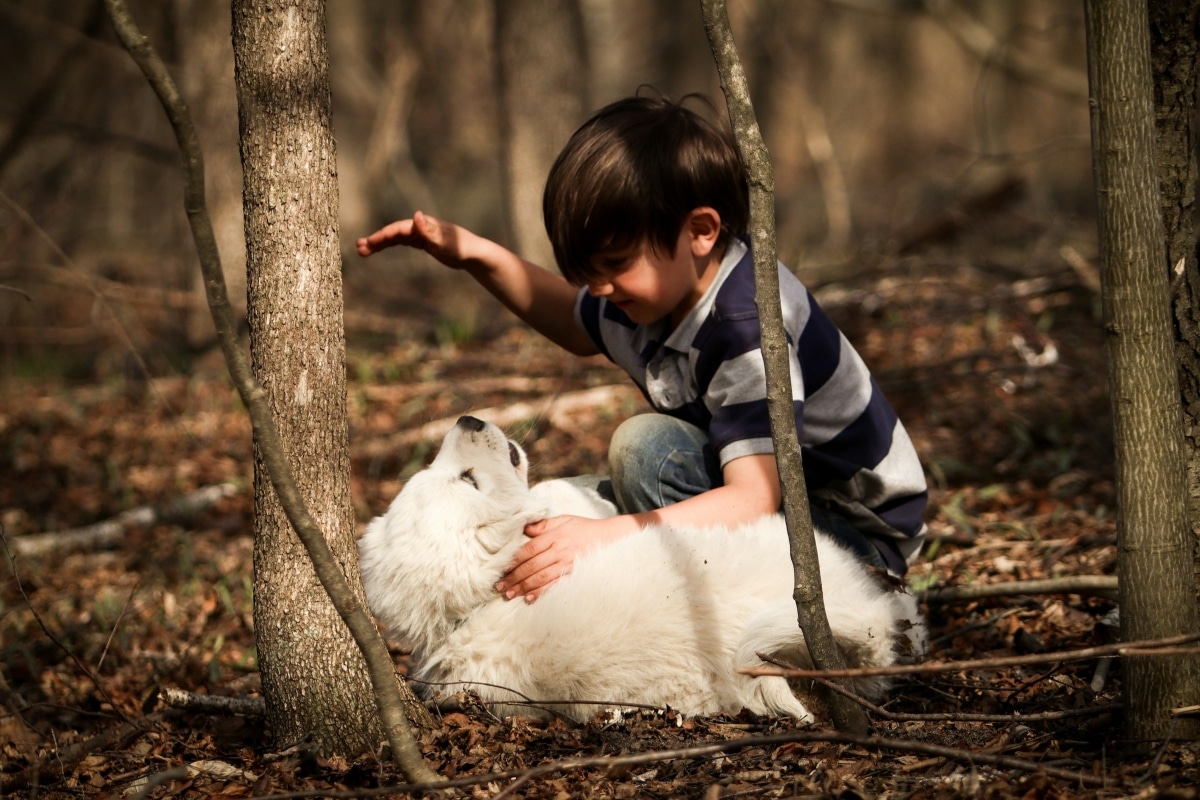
[106,0,435,775]
[1084,0,1200,742]
[1153,0,1200,580]
[494,0,587,270]
[700,0,867,735]
[232,0,383,756]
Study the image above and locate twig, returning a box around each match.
[96,580,139,674]
[11,484,238,557]
[1137,717,1178,785]
[102,0,437,782]
[701,0,868,736]
[1059,244,1101,293]
[923,575,1118,603]
[0,284,33,300]
[157,687,265,717]
[745,632,1200,679]
[1090,656,1113,693]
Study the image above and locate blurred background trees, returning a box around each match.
[0,0,1092,378]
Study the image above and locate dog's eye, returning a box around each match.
[508,442,520,467]
[460,469,478,489]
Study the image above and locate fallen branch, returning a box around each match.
[922,575,1119,603]
[157,687,265,717]
[744,632,1200,680]
[11,483,238,557]
[357,384,641,459]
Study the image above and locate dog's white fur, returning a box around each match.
[359,416,925,723]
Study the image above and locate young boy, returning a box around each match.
[357,95,928,601]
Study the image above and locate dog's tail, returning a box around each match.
[735,591,922,702]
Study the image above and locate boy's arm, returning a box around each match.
[358,211,599,356]
[634,453,782,529]
[498,453,782,601]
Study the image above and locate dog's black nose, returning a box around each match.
[457,415,486,432]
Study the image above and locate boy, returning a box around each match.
[357,95,928,602]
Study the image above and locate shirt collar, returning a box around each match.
[659,237,748,353]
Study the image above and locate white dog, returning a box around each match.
[358,415,925,723]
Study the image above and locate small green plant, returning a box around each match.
[435,312,482,346]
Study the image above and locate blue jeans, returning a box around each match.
[604,413,891,572]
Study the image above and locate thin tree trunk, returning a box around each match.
[105,0,437,781]
[231,0,427,757]
[700,0,868,735]
[1083,0,1200,743]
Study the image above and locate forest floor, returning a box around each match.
[4,206,1200,798]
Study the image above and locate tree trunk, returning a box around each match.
[232,0,381,756]
[494,0,586,269]
[1083,0,1200,743]
[1154,0,1200,586]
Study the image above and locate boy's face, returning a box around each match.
[584,211,722,329]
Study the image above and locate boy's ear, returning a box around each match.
[687,207,723,257]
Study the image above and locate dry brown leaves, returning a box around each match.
[3,212,1199,798]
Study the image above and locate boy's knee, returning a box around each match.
[610,414,667,463]
[609,414,719,513]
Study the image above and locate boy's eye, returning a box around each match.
[594,252,632,273]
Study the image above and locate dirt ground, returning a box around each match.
[3,206,1199,798]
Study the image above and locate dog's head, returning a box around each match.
[358,416,545,650]
[419,414,532,530]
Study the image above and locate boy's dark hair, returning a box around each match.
[542,94,749,285]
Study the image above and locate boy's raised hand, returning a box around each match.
[356,210,469,268]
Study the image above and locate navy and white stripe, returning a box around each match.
[574,238,928,563]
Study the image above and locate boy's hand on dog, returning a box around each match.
[356,210,470,268]
[498,514,640,603]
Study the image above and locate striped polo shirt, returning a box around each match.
[574,238,928,567]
